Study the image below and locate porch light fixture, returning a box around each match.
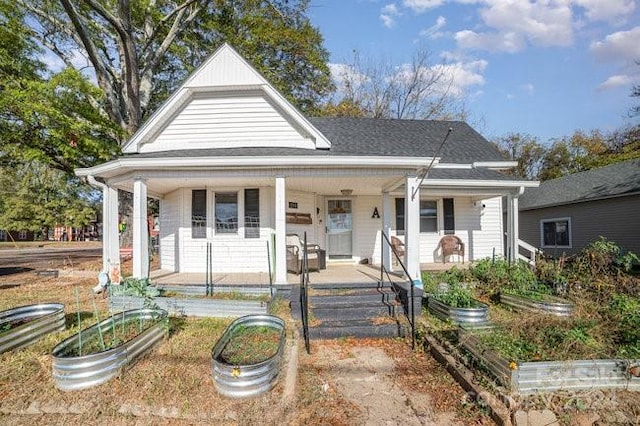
[340,189,353,196]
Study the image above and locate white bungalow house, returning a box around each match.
[75,44,537,285]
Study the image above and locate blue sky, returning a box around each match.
[308,0,640,143]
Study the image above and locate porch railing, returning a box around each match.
[379,231,417,350]
[299,232,311,354]
[518,239,543,265]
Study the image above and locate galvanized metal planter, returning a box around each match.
[0,303,65,353]
[109,285,272,318]
[500,292,574,316]
[212,314,286,398]
[427,296,489,325]
[51,308,167,391]
[459,332,640,394]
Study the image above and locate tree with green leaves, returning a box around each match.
[493,133,545,180]
[0,4,120,174]
[11,0,333,140]
[0,162,97,238]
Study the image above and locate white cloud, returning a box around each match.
[522,82,535,94]
[380,3,401,28]
[590,26,640,63]
[597,74,633,90]
[574,0,635,23]
[380,14,396,27]
[440,59,488,96]
[328,63,370,93]
[455,30,526,53]
[419,15,447,38]
[403,0,445,13]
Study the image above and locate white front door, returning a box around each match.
[327,199,352,259]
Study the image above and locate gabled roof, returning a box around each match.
[123,117,508,164]
[122,43,331,153]
[519,158,640,210]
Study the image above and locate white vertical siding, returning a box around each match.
[159,189,182,271]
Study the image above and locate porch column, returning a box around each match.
[103,185,120,276]
[274,176,287,284]
[133,177,149,278]
[405,175,422,286]
[381,192,392,270]
[506,187,523,263]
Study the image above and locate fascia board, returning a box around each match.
[422,179,540,188]
[75,156,437,178]
[472,161,518,170]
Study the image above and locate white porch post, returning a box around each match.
[133,178,149,278]
[506,188,523,263]
[274,176,287,284]
[103,185,120,275]
[405,176,422,286]
[381,192,392,270]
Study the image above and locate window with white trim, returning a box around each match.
[540,218,571,248]
[419,200,437,232]
[191,189,207,239]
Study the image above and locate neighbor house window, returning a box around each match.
[244,188,260,238]
[191,189,207,239]
[541,218,571,248]
[18,230,27,240]
[419,200,437,233]
[215,192,238,234]
[395,198,405,236]
[0,230,5,241]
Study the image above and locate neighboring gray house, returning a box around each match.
[519,159,640,257]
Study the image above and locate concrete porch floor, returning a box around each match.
[149,261,467,286]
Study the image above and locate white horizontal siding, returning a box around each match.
[353,196,382,263]
[180,235,270,273]
[159,189,181,271]
[472,197,504,260]
[143,95,315,153]
[285,191,318,245]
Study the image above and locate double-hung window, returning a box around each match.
[244,188,260,238]
[540,218,571,248]
[419,200,437,232]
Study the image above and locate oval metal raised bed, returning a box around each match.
[500,292,573,316]
[0,303,65,353]
[212,314,286,398]
[52,308,167,391]
[427,297,489,325]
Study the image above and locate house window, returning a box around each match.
[420,200,437,233]
[191,189,207,239]
[244,188,260,238]
[541,218,571,248]
[395,198,404,236]
[18,230,28,240]
[215,192,238,234]
[0,230,5,241]
[443,198,455,234]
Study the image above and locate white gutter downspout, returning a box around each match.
[87,176,120,281]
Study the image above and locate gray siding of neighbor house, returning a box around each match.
[520,194,640,257]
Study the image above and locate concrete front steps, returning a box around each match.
[291,281,409,339]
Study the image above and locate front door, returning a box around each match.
[327,199,352,259]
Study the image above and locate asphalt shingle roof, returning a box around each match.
[519,158,640,210]
[125,117,507,164]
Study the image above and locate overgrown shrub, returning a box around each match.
[469,258,538,297]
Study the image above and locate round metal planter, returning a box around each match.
[500,292,574,316]
[427,297,489,325]
[52,308,168,391]
[0,303,65,353]
[212,314,286,399]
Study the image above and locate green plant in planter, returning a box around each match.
[433,283,476,308]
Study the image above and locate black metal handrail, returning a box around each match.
[299,232,311,354]
[379,231,417,350]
